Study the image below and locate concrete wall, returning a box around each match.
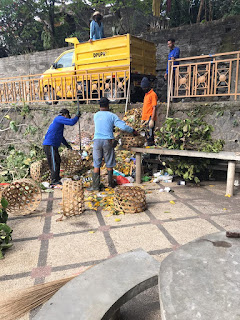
[0,47,66,78]
[1,101,240,152]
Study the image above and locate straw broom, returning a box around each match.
[0,266,92,320]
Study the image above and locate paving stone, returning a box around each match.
[50,210,100,234]
[163,218,219,245]
[109,224,172,254]
[47,232,109,267]
[0,240,41,275]
[102,210,150,226]
[148,201,197,220]
[211,214,240,230]
[8,216,45,240]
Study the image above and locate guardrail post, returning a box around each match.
[235,53,239,101]
[136,152,142,184]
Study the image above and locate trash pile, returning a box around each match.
[121,108,144,131]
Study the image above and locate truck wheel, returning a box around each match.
[104,84,123,104]
[44,87,58,105]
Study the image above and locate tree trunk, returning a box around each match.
[209,0,213,21]
[197,0,204,23]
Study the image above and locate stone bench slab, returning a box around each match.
[159,232,240,320]
[34,249,160,320]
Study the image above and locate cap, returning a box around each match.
[99,97,109,108]
[141,77,150,89]
[93,11,102,17]
[59,108,70,116]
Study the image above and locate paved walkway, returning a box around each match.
[1,180,240,319]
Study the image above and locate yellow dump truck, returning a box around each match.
[41,34,156,104]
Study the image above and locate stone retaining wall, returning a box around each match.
[1,101,240,152]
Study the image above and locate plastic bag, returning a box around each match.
[116,175,130,185]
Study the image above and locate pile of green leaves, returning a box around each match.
[155,116,225,183]
[0,145,45,183]
[155,117,224,152]
[165,158,211,184]
[0,198,13,259]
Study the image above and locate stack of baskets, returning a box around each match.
[62,180,85,217]
[114,186,147,213]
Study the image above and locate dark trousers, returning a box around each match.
[43,145,61,184]
[146,122,155,146]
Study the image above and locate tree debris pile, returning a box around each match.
[155,116,225,183]
[155,116,224,152]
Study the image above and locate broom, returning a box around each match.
[0,266,92,320]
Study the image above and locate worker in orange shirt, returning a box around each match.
[141,77,158,146]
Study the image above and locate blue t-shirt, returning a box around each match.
[43,115,79,148]
[94,111,133,140]
[166,47,180,74]
[90,21,105,40]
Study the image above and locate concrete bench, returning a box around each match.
[33,249,160,320]
[132,147,240,196]
[159,232,240,320]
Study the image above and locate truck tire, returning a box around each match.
[104,83,123,104]
[44,87,58,105]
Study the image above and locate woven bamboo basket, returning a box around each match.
[61,149,83,174]
[62,180,84,217]
[1,179,42,215]
[120,133,145,150]
[30,159,50,182]
[114,186,147,213]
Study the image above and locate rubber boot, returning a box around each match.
[87,172,100,191]
[108,170,116,188]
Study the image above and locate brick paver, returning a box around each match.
[1,180,240,319]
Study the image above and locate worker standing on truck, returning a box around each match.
[164,38,180,80]
[88,97,138,191]
[89,11,105,42]
[43,109,80,187]
[141,77,158,146]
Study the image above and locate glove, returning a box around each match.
[133,129,139,136]
[67,145,72,150]
[112,139,118,148]
[76,111,81,118]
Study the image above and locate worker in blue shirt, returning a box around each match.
[88,97,138,191]
[164,38,180,80]
[89,11,105,42]
[43,108,80,187]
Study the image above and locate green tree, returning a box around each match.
[0,0,43,56]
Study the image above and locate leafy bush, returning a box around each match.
[0,198,13,259]
[0,145,45,183]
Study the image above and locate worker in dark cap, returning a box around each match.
[141,77,158,146]
[88,97,138,191]
[43,108,81,187]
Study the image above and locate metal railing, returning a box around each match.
[167,51,240,115]
[0,66,130,105]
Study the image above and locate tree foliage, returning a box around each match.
[0,0,239,57]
